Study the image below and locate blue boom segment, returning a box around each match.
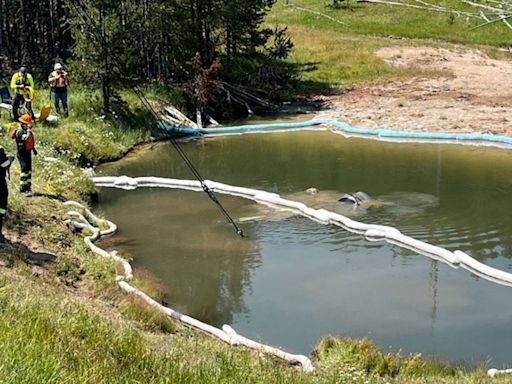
[158,118,512,148]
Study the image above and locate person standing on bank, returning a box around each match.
[12,114,37,194]
[48,63,69,117]
[10,66,35,122]
[0,146,14,243]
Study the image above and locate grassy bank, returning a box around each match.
[266,0,511,89]
[268,0,512,46]
[0,89,508,383]
[1,4,512,379]
[0,250,498,383]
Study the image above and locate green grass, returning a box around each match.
[0,10,511,380]
[278,26,444,89]
[268,0,512,46]
[33,87,156,166]
[0,262,506,384]
[265,0,512,89]
[0,267,506,384]
[0,271,312,384]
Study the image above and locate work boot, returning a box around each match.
[20,187,31,195]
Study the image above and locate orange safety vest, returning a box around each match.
[57,76,66,86]
[25,130,35,150]
[11,128,35,151]
[49,70,68,88]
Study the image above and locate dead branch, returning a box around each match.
[483,0,510,5]
[196,108,203,128]
[285,4,347,26]
[203,111,220,127]
[162,105,197,128]
[462,0,508,14]
[469,13,512,30]
[357,0,481,17]
[160,115,182,126]
[502,17,512,29]
[221,83,276,113]
[164,105,190,122]
[164,105,198,128]
[479,10,491,21]
[412,0,445,10]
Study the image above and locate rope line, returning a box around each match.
[67,0,244,237]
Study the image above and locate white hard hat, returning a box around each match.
[54,63,63,70]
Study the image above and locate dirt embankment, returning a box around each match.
[329,47,512,135]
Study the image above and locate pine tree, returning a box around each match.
[0,0,292,115]
[66,0,143,113]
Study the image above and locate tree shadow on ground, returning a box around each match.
[287,61,346,97]
[0,239,57,266]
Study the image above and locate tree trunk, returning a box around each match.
[99,4,110,114]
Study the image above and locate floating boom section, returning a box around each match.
[158,117,512,149]
[158,117,329,136]
[92,176,512,376]
[330,120,512,148]
[64,199,314,373]
[94,175,512,287]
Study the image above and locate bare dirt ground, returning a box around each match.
[328,46,512,135]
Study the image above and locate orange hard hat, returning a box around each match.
[18,114,33,125]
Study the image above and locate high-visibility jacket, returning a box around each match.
[11,126,35,151]
[10,72,34,95]
[48,70,69,89]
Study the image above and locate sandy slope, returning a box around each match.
[329,46,512,135]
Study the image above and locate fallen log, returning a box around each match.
[164,105,198,128]
[204,110,220,127]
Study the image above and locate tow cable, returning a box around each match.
[68,0,245,238]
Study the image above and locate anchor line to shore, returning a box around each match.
[67,0,244,238]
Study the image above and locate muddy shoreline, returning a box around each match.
[326,46,512,136]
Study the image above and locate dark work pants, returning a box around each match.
[12,93,34,122]
[17,150,31,193]
[12,93,23,122]
[52,89,68,116]
[0,180,7,235]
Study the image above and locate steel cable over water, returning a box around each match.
[64,2,512,377]
[63,200,313,372]
[92,175,512,377]
[67,0,244,238]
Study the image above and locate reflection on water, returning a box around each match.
[98,189,260,326]
[96,131,512,366]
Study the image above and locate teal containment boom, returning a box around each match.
[157,117,329,135]
[157,118,512,148]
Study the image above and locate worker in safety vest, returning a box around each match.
[0,146,14,243]
[48,63,69,117]
[10,66,35,122]
[11,114,37,194]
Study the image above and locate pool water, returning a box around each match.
[96,130,512,366]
